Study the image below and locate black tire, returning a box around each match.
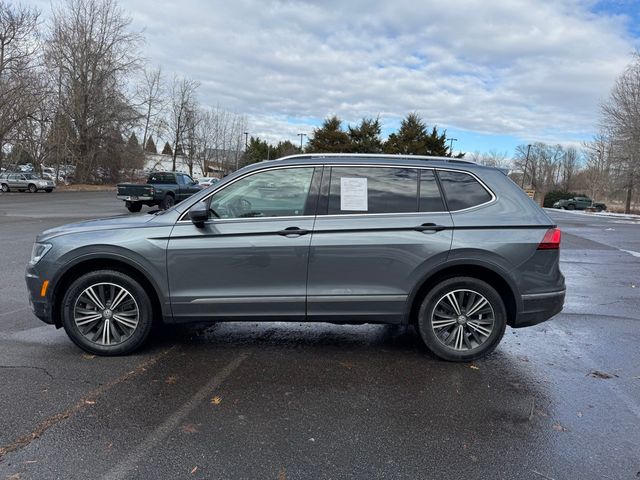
[45,189,53,193]
[567,204,575,210]
[61,270,154,356]
[1,183,8,192]
[417,277,507,362]
[28,183,37,193]
[127,202,142,213]
[160,194,175,210]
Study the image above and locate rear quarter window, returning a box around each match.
[437,170,492,211]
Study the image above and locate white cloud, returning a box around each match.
[52,0,640,149]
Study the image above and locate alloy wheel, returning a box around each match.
[430,288,495,351]
[73,282,139,346]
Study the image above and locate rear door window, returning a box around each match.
[327,167,418,214]
[437,170,492,211]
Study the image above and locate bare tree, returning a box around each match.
[46,0,142,182]
[136,65,165,154]
[583,133,613,201]
[0,2,40,168]
[472,149,510,168]
[13,76,55,174]
[560,147,580,192]
[601,52,640,213]
[168,76,199,171]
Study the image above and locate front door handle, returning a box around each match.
[277,226,309,237]
[414,223,447,232]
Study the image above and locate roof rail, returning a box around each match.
[275,153,477,165]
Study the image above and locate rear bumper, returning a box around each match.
[117,195,154,202]
[513,289,565,328]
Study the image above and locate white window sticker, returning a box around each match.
[340,177,368,211]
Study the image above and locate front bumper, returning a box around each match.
[25,265,54,325]
[513,289,565,328]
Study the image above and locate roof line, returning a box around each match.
[275,153,477,165]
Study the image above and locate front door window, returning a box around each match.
[208,167,315,219]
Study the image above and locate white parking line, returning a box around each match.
[0,306,29,317]
[101,352,249,480]
[621,249,640,258]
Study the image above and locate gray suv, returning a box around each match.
[1,172,55,193]
[26,154,565,361]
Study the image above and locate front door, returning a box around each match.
[167,166,320,322]
[177,173,200,201]
[307,166,453,324]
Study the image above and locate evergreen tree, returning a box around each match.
[426,126,449,157]
[145,135,157,154]
[348,117,383,153]
[306,116,352,153]
[161,141,173,156]
[273,140,300,158]
[124,132,144,171]
[127,132,140,149]
[244,136,270,165]
[383,113,449,156]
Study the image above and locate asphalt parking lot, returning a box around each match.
[1,191,639,479]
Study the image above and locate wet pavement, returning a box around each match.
[0,192,639,479]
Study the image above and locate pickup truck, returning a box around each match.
[552,196,606,212]
[117,172,202,212]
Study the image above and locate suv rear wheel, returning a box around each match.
[418,277,506,362]
[1,183,8,192]
[61,270,154,355]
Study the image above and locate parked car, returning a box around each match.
[26,154,565,361]
[197,177,219,188]
[116,171,202,212]
[1,172,55,193]
[553,196,606,211]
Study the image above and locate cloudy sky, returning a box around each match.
[39,0,640,154]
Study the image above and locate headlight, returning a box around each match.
[30,243,52,264]
[38,181,47,186]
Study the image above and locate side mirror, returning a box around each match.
[189,201,209,228]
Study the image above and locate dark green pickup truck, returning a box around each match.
[117,172,202,212]
[552,196,606,211]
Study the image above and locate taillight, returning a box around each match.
[538,228,561,250]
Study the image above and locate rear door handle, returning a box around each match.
[277,226,309,236]
[414,223,447,232]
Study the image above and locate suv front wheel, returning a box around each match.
[61,270,154,355]
[418,277,506,362]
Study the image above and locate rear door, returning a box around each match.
[307,165,453,323]
[14,174,27,190]
[167,166,321,322]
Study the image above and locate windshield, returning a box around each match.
[24,173,39,179]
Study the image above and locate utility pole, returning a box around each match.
[244,132,249,149]
[297,133,307,150]
[521,144,532,188]
[448,138,457,156]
